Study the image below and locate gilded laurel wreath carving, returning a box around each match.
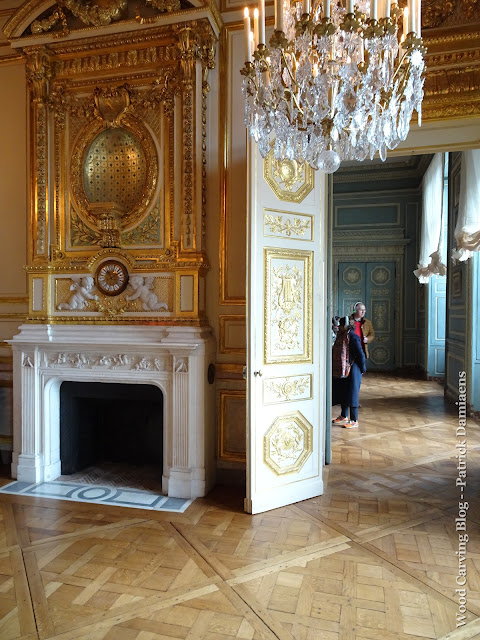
[264,214,311,237]
[265,377,310,401]
[271,265,303,352]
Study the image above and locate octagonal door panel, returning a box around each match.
[245,142,328,514]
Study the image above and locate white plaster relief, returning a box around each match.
[23,355,34,368]
[126,275,168,311]
[57,276,98,310]
[174,358,188,373]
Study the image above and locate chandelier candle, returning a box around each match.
[243,8,251,62]
[241,0,425,173]
[258,0,265,44]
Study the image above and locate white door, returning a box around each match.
[245,141,328,514]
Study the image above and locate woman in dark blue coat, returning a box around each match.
[332,317,366,429]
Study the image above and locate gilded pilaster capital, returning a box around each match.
[25,47,53,104]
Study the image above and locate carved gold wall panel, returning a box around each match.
[11,6,216,325]
[264,412,313,476]
[264,248,313,365]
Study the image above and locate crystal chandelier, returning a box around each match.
[241,0,425,173]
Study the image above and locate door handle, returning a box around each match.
[253,370,262,377]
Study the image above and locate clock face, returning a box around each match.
[95,260,129,296]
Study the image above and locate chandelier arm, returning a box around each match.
[389,58,412,103]
[391,51,410,84]
[278,50,305,117]
[311,0,323,17]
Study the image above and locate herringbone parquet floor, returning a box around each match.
[1,374,479,639]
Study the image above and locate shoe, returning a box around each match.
[332,415,348,424]
[344,420,358,429]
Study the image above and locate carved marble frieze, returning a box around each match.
[45,352,171,371]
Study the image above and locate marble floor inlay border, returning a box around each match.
[0,480,192,512]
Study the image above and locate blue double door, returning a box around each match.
[337,262,396,370]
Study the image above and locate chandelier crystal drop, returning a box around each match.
[241,0,425,173]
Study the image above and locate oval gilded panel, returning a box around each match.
[83,128,147,211]
[70,116,158,232]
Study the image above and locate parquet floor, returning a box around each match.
[1,374,480,639]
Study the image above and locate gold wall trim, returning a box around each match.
[219,23,246,306]
[0,314,28,321]
[218,389,246,463]
[0,53,25,66]
[215,363,245,379]
[219,314,246,354]
[0,297,29,304]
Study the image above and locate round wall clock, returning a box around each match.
[95,260,129,296]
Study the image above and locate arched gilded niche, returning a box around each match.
[70,116,158,232]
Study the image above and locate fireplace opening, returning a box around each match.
[59,382,163,485]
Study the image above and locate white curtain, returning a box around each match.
[414,153,446,283]
[452,149,480,262]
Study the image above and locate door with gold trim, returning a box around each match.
[245,142,327,514]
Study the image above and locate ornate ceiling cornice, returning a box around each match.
[4,0,221,47]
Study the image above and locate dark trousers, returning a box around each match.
[341,405,358,421]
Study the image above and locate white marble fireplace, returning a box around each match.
[9,325,216,499]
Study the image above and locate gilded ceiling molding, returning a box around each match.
[4,0,219,43]
[422,27,480,122]
[4,1,47,38]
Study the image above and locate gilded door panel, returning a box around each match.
[246,142,327,515]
